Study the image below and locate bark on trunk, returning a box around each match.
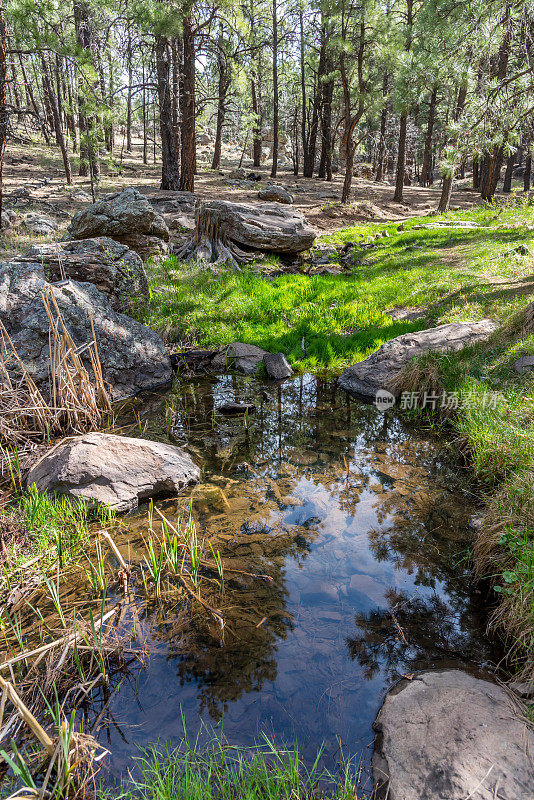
[179,11,195,192]
[420,87,437,186]
[393,113,407,202]
[155,35,180,190]
[73,0,99,181]
[271,0,279,179]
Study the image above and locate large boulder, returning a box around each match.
[339,320,497,400]
[0,259,172,401]
[258,184,293,204]
[26,433,200,512]
[66,188,169,259]
[20,238,148,312]
[373,670,534,800]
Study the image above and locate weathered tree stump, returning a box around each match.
[176,199,316,268]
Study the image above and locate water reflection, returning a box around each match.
[94,374,496,780]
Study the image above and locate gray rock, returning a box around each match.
[148,192,196,215]
[26,433,200,512]
[21,238,148,312]
[373,670,534,800]
[67,188,169,243]
[0,259,172,400]
[339,320,496,399]
[23,213,58,236]
[513,355,534,374]
[228,167,248,180]
[218,402,256,415]
[258,184,293,204]
[264,353,293,380]
[211,342,268,375]
[190,200,316,255]
[112,233,170,261]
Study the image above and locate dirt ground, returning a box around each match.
[1,138,484,258]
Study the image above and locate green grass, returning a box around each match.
[143,195,534,374]
[394,301,534,676]
[0,485,116,597]
[107,731,363,800]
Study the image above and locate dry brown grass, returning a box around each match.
[0,287,112,450]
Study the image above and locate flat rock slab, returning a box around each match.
[23,213,58,235]
[339,320,497,400]
[373,670,534,800]
[26,433,200,512]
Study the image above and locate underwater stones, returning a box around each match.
[339,320,497,400]
[218,402,256,415]
[373,670,534,800]
[26,433,200,512]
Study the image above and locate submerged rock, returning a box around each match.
[211,342,268,375]
[339,320,496,400]
[218,402,256,415]
[373,670,534,800]
[0,259,172,400]
[26,433,200,512]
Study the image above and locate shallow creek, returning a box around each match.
[47,375,501,785]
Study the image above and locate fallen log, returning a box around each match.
[176,199,316,267]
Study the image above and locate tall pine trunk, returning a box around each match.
[502,150,515,192]
[420,87,437,186]
[0,7,7,229]
[41,55,72,184]
[155,36,180,190]
[251,76,262,167]
[179,11,195,192]
[375,73,389,182]
[393,113,407,202]
[270,0,278,179]
[524,153,532,191]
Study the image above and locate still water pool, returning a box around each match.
[91,374,495,786]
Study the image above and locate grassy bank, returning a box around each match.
[395,307,534,677]
[144,197,534,374]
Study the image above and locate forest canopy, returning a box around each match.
[1,0,534,222]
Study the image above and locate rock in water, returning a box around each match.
[177,199,316,267]
[373,670,534,800]
[66,188,169,259]
[0,259,172,400]
[258,184,294,204]
[339,320,496,400]
[264,352,293,379]
[26,433,200,512]
[21,238,148,312]
[211,342,268,375]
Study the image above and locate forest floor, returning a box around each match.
[1,137,484,258]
